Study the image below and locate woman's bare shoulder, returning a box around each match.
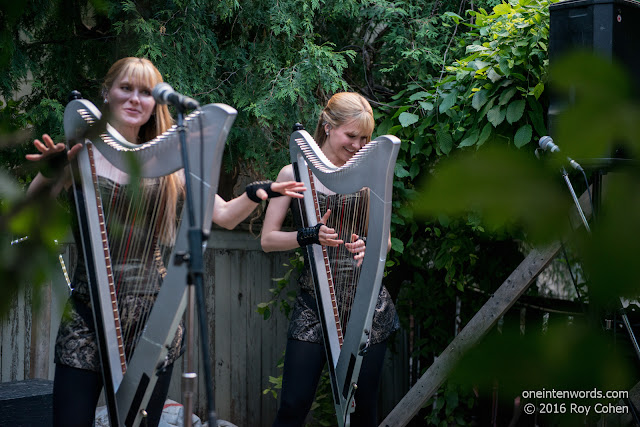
[277,164,295,182]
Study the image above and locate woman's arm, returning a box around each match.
[261,165,301,251]
[211,179,305,230]
[261,164,342,252]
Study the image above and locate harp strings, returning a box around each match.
[99,158,178,363]
[323,187,369,335]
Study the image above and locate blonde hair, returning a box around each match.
[102,57,183,244]
[313,92,375,147]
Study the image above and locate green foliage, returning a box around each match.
[256,252,303,320]
[262,356,284,400]
[414,146,571,244]
[425,382,476,426]
[307,370,338,426]
[383,0,551,158]
[0,0,363,182]
[419,50,640,423]
[376,1,559,423]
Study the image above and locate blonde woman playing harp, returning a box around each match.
[262,92,399,426]
[26,57,304,427]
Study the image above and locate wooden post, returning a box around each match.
[380,187,594,427]
[380,243,561,427]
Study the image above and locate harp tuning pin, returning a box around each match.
[68,90,82,101]
[140,409,148,418]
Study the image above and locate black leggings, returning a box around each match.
[52,363,174,427]
[273,339,388,427]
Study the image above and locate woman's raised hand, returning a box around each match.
[268,180,306,199]
[26,134,82,165]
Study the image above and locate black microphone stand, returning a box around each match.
[560,158,640,423]
[173,106,218,427]
[560,164,591,233]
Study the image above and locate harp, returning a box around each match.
[63,98,236,427]
[289,129,400,426]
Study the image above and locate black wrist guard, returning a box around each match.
[297,223,323,247]
[245,180,282,203]
[40,151,68,179]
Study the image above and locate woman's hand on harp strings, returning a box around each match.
[345,233,366,267]
[318,209,343,247]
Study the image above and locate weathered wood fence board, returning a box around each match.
[167,229,291,426]
[1,286,30,382]
[1,242,72,383]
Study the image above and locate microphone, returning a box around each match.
[537,136,583,171]
[152,83,200,110]
[538,135,559,153]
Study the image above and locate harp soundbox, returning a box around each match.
[63,98,237,426]
[289,128,400,426]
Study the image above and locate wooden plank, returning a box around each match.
[192,249,211,420]
[1,294,12,380]
[31,243,74,382]
[208,229,263,251]
[2,287,28,382]
[230,250,248,425]
[203,246,218,421]
[379,242,562,427]
[259,251,292,426]
[379,330,410,419]
[260,253,274,424]
[246,251,263,424]
[23,287,32,381]
[30,281,50,380]
[214,250,233,421]
[193,246,222,422]
[264,252,292,425]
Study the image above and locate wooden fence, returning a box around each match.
[1,227,409,426]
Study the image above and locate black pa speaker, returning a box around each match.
[549,0,640,79]
[548,0,640,157]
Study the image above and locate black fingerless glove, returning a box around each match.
[245,180,282,203]
[40,151,68,179]
[297,223,323,247]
